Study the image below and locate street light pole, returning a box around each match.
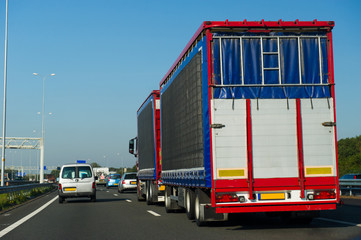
[33,73,55,183]
[1,0,9,187]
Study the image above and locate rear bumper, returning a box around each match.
[58,190,95,198]
[121,184,137,189]
[107,182,119,187]
[96,180,107,185]
[215,202,337,213]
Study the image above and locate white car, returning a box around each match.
[58,163,97,203]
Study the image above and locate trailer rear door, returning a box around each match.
[211,98,337,187]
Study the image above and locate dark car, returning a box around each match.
[340,174,361,179]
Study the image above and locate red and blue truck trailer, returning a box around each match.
[158,20,338,226]
[129,90,164,204]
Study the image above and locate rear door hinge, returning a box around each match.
[322,122,336,127]
[210,123,225,129]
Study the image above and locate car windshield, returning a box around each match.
[124,174,136,179]
[62,167,76,179]
[62,166,92,179]
[110,175,120,179]
[79,167,92,178]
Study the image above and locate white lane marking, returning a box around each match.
[126,199,132,203]
[147,210,161,217]
[114,194,118,197]
[317,217,361,227]
[0,195,58,238]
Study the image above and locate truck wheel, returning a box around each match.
[186,188,195,220]
[164,186,172,213]
[150,182,154,201]
[146,181,152,205]
[195,190,206,226]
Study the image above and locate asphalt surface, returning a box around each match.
[0,187,360,240]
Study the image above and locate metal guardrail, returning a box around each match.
[5,181,39,186]
[339,179,361,196]
[0,183,54,194]
[0,183,55,208]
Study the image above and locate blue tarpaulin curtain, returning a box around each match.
[243,39,262,85]
[280,38,299,84]
[222,39,241,85]
[212,32,330,99]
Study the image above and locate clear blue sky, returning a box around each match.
[0,0,359,170]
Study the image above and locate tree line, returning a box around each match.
[338,135,361,177]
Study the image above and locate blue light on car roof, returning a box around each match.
[77,160,86,164]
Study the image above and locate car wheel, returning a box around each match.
[91,194,96,202]
[59,196,64,204]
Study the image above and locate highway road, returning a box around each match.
[0,186,361,240]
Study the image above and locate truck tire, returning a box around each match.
[195,189,206,226]
[149,181,156,203]
[165,186,182,213]
[146,181,153,205]
[186,188,195,220]
[164,186,172,213]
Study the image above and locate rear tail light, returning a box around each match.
[215,193,239,203]
[58,184,62,190]
[308,190,336,200]
[314,190,336,199]
[122,180,125,184]
[92,182,96,189]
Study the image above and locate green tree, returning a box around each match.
[129,165,137,172]
[338,135,361,177]
[50,169,60,178]
[91,162,101,168]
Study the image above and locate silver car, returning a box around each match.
[118,173,137,193]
